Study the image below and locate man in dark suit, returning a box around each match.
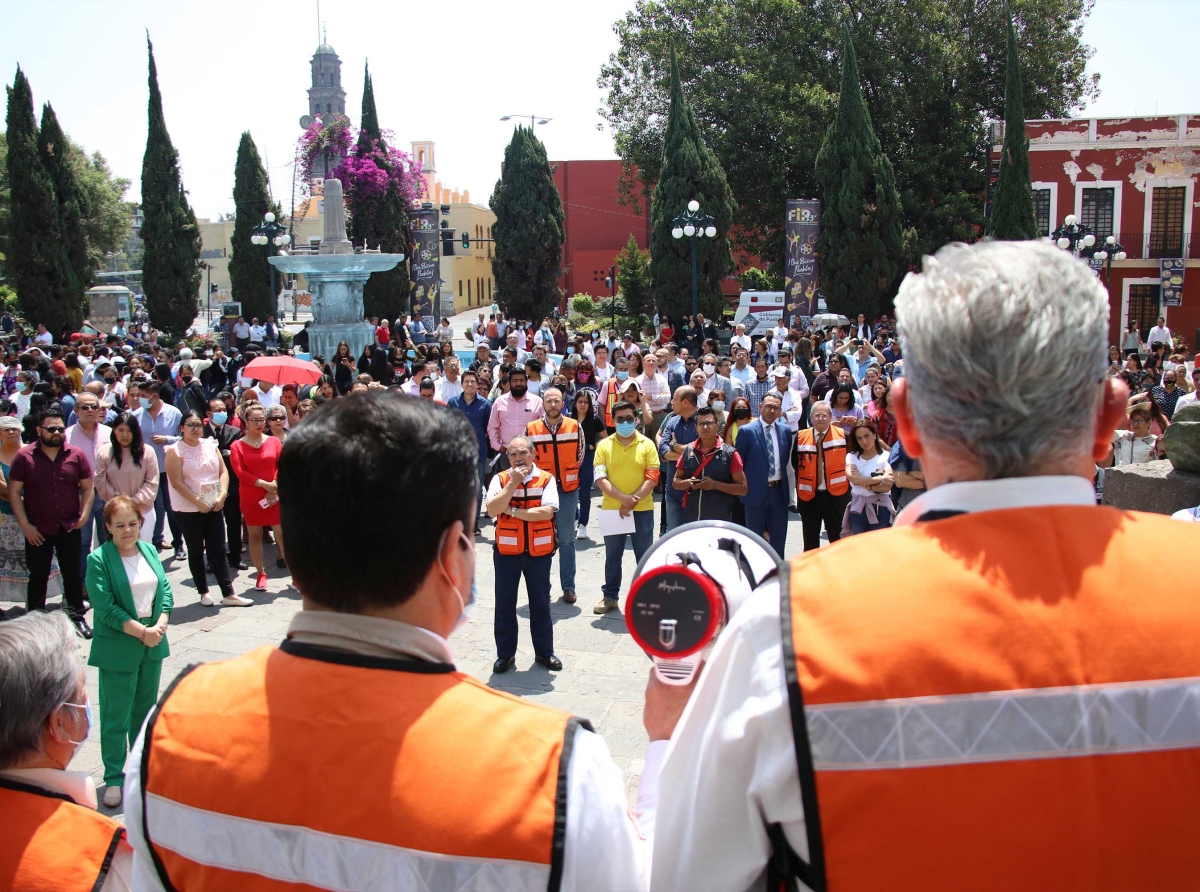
[203,396,248,571]
[734,391,795,558]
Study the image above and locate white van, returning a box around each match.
[732,291,826,335]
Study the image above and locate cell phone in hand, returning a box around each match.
[259,497,272,509]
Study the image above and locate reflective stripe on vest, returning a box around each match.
[527,418,581,492]
[794,427,848,501]
[779,505,1200,890]
[0,778,125,892]
[141,643,586,892]
[495,469,557,557]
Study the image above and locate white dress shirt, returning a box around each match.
[123,607,649,891]
[250,385,282,408]
[435,377,463,402]
[485,462,560,510]
[1173,390,1197,417]
[638,372,670,413]
[1147,325,1172,349]
[648,475,1096,892]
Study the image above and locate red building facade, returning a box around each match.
[993,114,1200,350]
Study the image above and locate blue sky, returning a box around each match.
[1,0,1195,220]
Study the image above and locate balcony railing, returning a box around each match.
[1067,232,1198,262]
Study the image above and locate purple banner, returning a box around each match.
[785,199,820,327]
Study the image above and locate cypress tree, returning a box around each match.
[986,13,1039,240]
[489,126,565,322]
[141,36,201,335]
[5,67,75,332]
[228,132,274,321]
[650,45,735,322]
[40,102,90,313]
[815,25,905,320]
[615,234,653,320]
[349,62,409,321]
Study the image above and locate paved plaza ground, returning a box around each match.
[0,490,815,821]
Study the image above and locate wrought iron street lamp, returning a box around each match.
[500,114,552,132]
[1051,214,1096,257]
[1091,234,1127,283]
[251,212,290,319]
[671,199,717,317]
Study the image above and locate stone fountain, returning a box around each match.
[269,178,403,364]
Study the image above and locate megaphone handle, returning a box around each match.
[654,656,700,686]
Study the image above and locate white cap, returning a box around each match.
[770,366,792,378]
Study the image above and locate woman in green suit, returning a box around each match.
[85,494,173,808]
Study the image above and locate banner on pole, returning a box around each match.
[410,209,440,330]
[1161,258,1185,307]
[784,199,821,327]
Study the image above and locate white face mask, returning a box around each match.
[436,530,475,635]
[703,364,715,376]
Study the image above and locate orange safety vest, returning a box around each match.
[794,426,848,501]
[778,505,1200,890]
[604,383,620,428]
[495,468,557,557]
[526,416,581,492]
[0,777,126,892]
[140,642,586,891]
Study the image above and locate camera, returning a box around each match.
[625,522,782,685]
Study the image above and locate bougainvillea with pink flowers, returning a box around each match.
[296,120,423,216]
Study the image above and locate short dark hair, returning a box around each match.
[611,400,636,421]
[694,406,717,424]
[278,393,478,611]
[508,367,527,381]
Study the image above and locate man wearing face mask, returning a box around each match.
[0,611,134,890]
[203,397,248,572]
[599,355,631,432]
[133,382,184,561]
[123,394,652,891]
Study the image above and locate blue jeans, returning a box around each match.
[576,448,595,528]
[493,550,554,659]
[80,496,106,577]
[153,472,182,550]
[555,489,578,592]
[602,509,655,599]
[664,492,686,533]
[849,504,893,535]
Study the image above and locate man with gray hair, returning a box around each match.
[0,611,133,889]
[649,240,1200,889]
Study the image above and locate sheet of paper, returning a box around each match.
[597,508,637,537]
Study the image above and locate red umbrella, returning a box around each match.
[242,355,322,387]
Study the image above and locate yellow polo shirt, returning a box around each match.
[593,432,659,512]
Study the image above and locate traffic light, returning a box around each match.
[462,231,470,250]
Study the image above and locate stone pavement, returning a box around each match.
[1,488,817,822]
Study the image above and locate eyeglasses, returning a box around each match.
[696,420,717,427]
[183,423,203,430]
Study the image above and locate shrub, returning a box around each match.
[570,294,597,317]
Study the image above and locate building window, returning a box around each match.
[467,280,472,301]
[1080,187,1115,241]
[1032,188,1051,237]
[488,278,492,299]
[1149,187,1186,258]
[326,103,331,114]
[1127,284,1161,341]
[458,280,463,298]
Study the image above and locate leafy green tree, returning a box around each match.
[600,0,1097,278]
[6,67,76,332]
[650,46,735,321]
[348,63,412,321]
[815,25,904,319]
[986,13,1039,240]
[69,145,131,270]
[615,233,653,318]
[740,267,782,291]
[140,36,201,335]
[0,133,9,275]
[490,126,565,321]
[228,132,275,320]
[39,103,89,308]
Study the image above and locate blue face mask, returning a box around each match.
[138,397,151,410]
[616,371,629,381]
[211,412,228,426]
[566,346,575,355]
[615,420,637,438]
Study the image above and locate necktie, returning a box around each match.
[766,423,777,479]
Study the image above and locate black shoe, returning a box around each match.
[535,654,563,671]
[173,547,186,561]
[72,617,93,640]
[230,559,250,571]
[275,557,287,569]
[493,656,516,674]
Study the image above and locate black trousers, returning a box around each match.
[177,511,234,596]
[799,489,851,552]
[222,480,243,564]
[27,527,85,617]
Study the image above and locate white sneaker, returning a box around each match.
[576,523,589,540]
[220,594,254,607]
[102,786,122,808]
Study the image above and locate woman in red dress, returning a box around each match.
[229,403,286,592]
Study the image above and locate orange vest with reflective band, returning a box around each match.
[526,416,581,492]
[496,468,557,557]
[0,777,126,892]
[140,642,586,891]
[604,384,620,428]
[794,426,848,501]
[778,506,1200,890]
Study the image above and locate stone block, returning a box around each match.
[1102,459,1200,515]
[1165,402,1200,473]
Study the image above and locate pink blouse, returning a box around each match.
[167,438,223,512]
[93,444,159,514]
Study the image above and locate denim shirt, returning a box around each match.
[134,403,182,468]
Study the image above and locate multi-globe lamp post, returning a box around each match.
[1051,214,1095,257]
[671,199,717,317]
[1091,234,1127,283]
[251,212,290,319]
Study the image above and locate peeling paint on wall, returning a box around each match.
[1098,128,1180,144]
[1064,160,1082,184]
[1126,150,1200,192]
[1086,163,1105,179]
